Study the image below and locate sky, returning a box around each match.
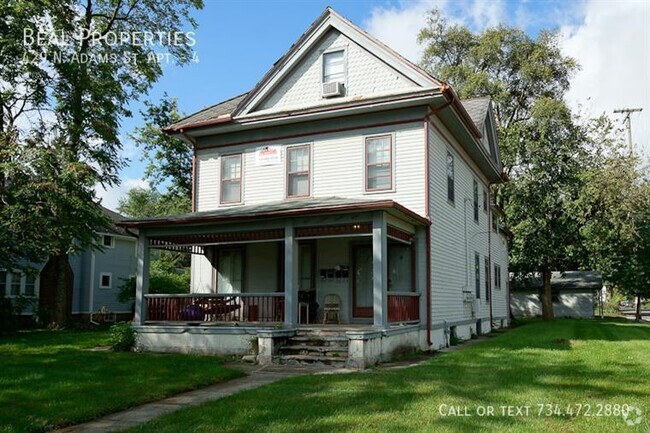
[97,0,650,210]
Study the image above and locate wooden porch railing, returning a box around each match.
[144,293,285,323]
[387,292,420,323]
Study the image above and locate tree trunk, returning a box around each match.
[39,254,73,327]
[541,269,554,321]
[636,293,642,322]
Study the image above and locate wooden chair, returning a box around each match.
[322,294,341,324]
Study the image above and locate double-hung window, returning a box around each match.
[287,145,310,198]
[447,151,455,202]
[473,180,479,222]
[494,264,502,289]
[322,50,345,83]
[365,135,392,191]
[474,253,480,299]
[221,154,242,204]
[484,257,490,301]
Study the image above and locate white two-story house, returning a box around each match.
[121,7,510,368]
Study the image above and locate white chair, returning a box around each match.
[322,294,341,324]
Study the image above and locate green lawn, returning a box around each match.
[0,329,243,433]
[128,319,650,433]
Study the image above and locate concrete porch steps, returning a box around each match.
[274,329,350,367]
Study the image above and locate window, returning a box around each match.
[10,273,21,296]
[483,188,488,212]
[473,180,479,222]
[102,235,114,248]
[24,274,36,297]
[447,151,455,202]
[221,154,242,204]
[474,253,480,299]
[322,50,345,83]
[366,135,392,191]
[99,273,112,289]
[217,248,244,293]
[484,257,490,301]
[287,145,310,197]
[492,212,498,232]
[494,264,501,289]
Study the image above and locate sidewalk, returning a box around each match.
[53,363,336,433]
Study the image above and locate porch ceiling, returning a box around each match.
[118,197,430,230]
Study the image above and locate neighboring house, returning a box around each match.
[1,207,136,320]
[120,7,510,368]
[510,271,603,319]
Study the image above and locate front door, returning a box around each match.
[352,245,373,317]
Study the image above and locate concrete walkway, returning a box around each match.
[53,364,337,433]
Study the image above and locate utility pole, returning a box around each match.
[614,108,643,154]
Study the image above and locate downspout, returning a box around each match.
[423,109,432,346]
[488,193,493,327]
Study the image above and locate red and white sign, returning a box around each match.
[255,145,281,166]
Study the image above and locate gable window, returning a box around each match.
[484,257,490,301]
[365,135,392,191]
[221,154,242,204]
[447,151,455,203]
[287,145,310,198]
[494,264,501,289]
[322,50,345,83]
[483,188,488,212]
[473,180,479,222]
[100,273,112,289]
[474,252,480,299]
[102,235,114,248]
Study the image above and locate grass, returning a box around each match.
[128,319,650,433]
[0,329,244,433]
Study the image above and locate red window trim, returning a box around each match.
[365,134,393,192]
[286,144,311,198]
[220,153,242,204]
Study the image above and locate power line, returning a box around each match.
[614,108,643,155]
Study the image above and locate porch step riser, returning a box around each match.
[286,337,348,348]
[280,347,348,357]
[274,355,347,369]
[295,330,348,338]
[274,330,351,367]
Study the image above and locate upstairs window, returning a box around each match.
[494,264,502,289]
[473,180,479,222]
[483,188,488,212]
[474,253,480,299]
[287,145,310,198]
[492,212,498,232]
[484,257,490,301]
[365,135,392,191]
[447,151,455,203]
[102,235,114,248]
[323,50,345,83]
[221,154,242,204]
[100,273,112,289]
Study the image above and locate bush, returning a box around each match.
[604,287,626,316]
[118,258,190,304]
[110,322,136,351]
[0,293,14,334]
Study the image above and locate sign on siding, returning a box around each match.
[255,145,282,166]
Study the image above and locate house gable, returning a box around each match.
[236,7,440,117]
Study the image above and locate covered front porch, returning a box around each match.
[121,198,430,367]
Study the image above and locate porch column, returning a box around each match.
[134,232,150,326]
[373,211,388,328]
[284,221,298,326]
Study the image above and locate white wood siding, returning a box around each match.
[428,117,504,326]
[254,29,417,114]
[195,122,426,216]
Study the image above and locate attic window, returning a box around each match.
[323,50,345,83]
[102,235,114,248]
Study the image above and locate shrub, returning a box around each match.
[110,322,136,351]
[0,293,14,334]
[118,258,190,304]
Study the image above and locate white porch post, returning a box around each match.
[284,221,298,326]
[134,232,150,326]
[373,211,388,328]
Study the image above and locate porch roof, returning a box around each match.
[118,197,430,229]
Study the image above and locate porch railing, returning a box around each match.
[144,293,285,323]
[387,292,420,323]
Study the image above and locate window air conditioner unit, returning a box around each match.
[322,81,344,98]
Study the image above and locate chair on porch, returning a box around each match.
[322,294,341,324]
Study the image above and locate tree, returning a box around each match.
[418,11,593,320]
[1,0,202,327]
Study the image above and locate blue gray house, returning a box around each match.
[1,207,136,320]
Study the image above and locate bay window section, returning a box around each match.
[366,135,392,191]
[287,145,310,198]
[220,154,242,204]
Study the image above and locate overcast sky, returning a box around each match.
[97,0,650,211]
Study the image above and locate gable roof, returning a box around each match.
[461,97,491,132]
[101,206,135,237]
[165,93,248,132]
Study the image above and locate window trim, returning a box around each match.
[286,144,311,199]
[473,179,479,223]
[484,257,490,301]
[321,48,347,84]
[99,272,112,289]
[446,150,455,204]
[1,269,39,298]
[364,134,394,193]
[494,264,502,290]
[220,153,243,205]
[474,252,480,300]
[483,188,488,213]
[102,235,115,248]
